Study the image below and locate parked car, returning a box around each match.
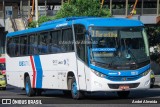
[0,58,6,75]
[0,65,6,76]
[150,71,155,88]
[0,72,6,90]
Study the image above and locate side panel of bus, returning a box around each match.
[40,52,77,89]
[6,55,30,88]
[6,52,81,90]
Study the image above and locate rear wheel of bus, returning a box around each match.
[71,76,83,99]
[117,91,130,98]
[25,76,35,97]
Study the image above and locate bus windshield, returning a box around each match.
[90,27,150,70]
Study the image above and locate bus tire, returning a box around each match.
[71,77,83,99]
[25,76,35,97]
[117,91,130,98]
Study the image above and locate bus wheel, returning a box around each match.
[25,76,35,97]
[71,77,83,99]
[117,91,130,98]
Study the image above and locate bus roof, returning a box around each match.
[6,17,144,37]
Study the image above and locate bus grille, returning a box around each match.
[106,76,140,81]
[108,83,140,89]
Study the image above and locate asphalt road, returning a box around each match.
[0,85,160,107]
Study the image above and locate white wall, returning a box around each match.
[0,19,4,27]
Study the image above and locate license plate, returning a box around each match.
[119,85,129,90]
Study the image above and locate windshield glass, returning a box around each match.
[89,27,150,70]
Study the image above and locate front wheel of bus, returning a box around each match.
[117,91,130,98]
[25,76,35,97]
[71,77,83,99]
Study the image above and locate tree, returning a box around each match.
[54,0,111,19]
[28,0,111,28]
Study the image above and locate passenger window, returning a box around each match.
[38,32,48,54]
[74,24,86,61]
[14,37,20,56]
[62,28,74,52]
[7,38,14,57]
[49,30,61,53]
[20,36,28,56]
[29,34,38,55]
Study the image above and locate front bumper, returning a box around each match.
[87,71,151,91]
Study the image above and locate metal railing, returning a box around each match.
[112,8,157,15]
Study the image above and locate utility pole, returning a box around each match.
[35,0,38,27]
[157,0,160,16]
[45,0,47,16]
[20,0,23,18]
[125,0,128,16]
[141,0,144,15]
[110,0,112,15]
[3,0,5,26]
[28,0,30,19]
[61,0,64,5]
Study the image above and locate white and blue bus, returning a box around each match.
[6,17,150,99]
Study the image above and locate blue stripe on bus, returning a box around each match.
[90,64,150,77]
[34,55,43,88]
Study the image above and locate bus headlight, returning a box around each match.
[140,69,150,76]
[91,69,106,78]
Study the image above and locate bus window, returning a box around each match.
[29,34,38,55]
[20,36,28,56]
[7,38,14,57]
[62,28,74,52]
[15,37,20,56]
[49,30,60,53]
[74,24,86,61]
[39,32,48,54]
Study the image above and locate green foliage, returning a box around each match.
[28,21,37,28]
[38,16,55,25]
[28,0,111,28]
[54,0,111,19]
[28,16,54,28]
